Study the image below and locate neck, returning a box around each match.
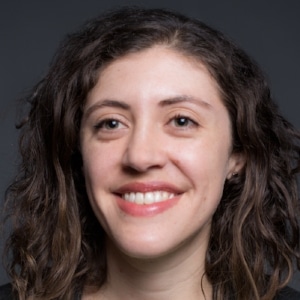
[97,232,212,300]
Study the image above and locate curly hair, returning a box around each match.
[4,6,300,300]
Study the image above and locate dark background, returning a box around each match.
[1,0,299,290]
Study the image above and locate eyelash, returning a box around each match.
[169,114,199,128]
[94,118,124,130]
[93,114,199,132]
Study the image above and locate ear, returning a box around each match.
[226,152,245,180]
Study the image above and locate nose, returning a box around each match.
[122,126,167,173]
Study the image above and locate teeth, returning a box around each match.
[122,191,175,205]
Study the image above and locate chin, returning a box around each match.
[109,235,179,260]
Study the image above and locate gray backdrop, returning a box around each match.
[1,0,299,291]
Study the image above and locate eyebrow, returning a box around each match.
[84,99,130,119]
[83,95,212,119]
[159,95,212,109]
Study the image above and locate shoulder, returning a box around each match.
[276,286,300,300]
[0,283,14,300]
[0,283,82,299]
[0,283,13,299]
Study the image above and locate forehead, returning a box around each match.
[87,46,223,106]
[99,46,214,79]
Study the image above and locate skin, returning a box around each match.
[80,46,244,299]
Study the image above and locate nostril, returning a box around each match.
[122,165,146,175]
[122,162,138,174]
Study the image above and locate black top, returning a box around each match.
[0,284,12,300]
[0,283,81,300]
[0,283,299,299]
[275,286,300,299]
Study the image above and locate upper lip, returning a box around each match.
[114,181,183,194]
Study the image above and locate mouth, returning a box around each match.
[122,191,175,205]
[114,182,182,216]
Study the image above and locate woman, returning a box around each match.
[2,6,300,300]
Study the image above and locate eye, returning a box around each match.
[94,118,125,130]
[170,115,199,128]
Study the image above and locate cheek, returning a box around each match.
[172,139,230,197]
[81,144,117,226]
[82,141,116,170]
[174,139,230,175]
[81,144,107,190]
[81,141,125,198]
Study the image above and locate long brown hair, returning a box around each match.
[4,7,300,299]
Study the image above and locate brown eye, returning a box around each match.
[174,117,190,127]
[95,119,122,130]
[171,115,198,128]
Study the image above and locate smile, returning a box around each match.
[114,182,182,216]
[122,191,175,205]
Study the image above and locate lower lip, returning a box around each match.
[116,195,181,217]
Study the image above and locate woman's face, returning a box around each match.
[80,46,242,259]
